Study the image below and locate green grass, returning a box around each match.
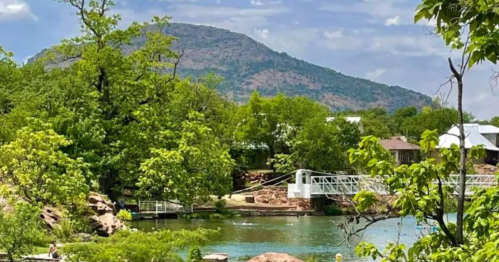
[33,246,48,255]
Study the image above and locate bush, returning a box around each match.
[214,199,227,214]
[0,204,46,262]
[324,205,343,216]
[62,228,216,262]
[187,246,203,262]
[117,209,132,221]
[52,219,74,243]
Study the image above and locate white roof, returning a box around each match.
[469,124,499,134]
[326,117,361,124]
[438,124,499,151]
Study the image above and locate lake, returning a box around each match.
[131,215,453,262]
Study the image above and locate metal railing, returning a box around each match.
[310,175,497,196]
[138,201,193,214]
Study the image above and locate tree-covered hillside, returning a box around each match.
[30,23,432,112]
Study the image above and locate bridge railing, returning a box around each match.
[138,201,193,214]
[311,174,497,196]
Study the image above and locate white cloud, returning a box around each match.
[322,29,363,50]
[323,30,343,39]
[385,15,400,26]
[251,0,282,6]
[366,68,386,79]
[256,28,319,54]
[251,0,264,6]
[254,28,270,39]
[0,0,37,22]
[320,1,414,25]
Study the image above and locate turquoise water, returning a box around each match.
[132,215,454,262]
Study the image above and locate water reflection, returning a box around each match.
[132,215,456,262]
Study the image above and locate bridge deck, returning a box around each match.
[310,175,497,196]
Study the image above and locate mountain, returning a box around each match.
[30,23,431,112]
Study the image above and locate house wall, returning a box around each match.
[485,150,499,165]
[392,150,420,165]
[483,133,497,147]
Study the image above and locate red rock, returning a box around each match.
[247,253,304,262]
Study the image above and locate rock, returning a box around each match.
[203,253,228,262]
[247,253,304,262]
[87,192,124,236]
[245,196,255,203]
[40,207,62,230]
[260,197,269,204]
[89,194,104,204]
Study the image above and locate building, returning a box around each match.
[379,136,421,165]
[438,124,499,165]
[326,116,364,133]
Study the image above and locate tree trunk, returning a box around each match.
[448,58,466,244]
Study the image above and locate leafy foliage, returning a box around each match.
[0,204,46,262]
[348,132,498,261]
[415,0,499,67]
[0,123,90,206]
[62,228,215,262]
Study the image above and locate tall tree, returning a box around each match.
[416,0,499,243]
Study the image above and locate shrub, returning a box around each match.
[324,205,343,216]
[0,204,46,262]
[52,219,74,243]
[187,246,203,262]
[117,209,132,221]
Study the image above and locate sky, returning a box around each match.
[1,0,498,119]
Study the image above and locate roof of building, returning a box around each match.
[438,124,499,151]
[380,136,421,150]
[326,116,361,124]
[467,124,499,134]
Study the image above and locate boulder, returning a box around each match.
[87,193,124,236]
[88,194,105,204]
[40,207,62,230]
[245,196,255,203]
[247,253,304,262]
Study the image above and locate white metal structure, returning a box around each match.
[438,124,499,151]
[138,201,193,214]
[287,169,497,198]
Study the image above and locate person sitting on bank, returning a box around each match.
[48,241,59,259]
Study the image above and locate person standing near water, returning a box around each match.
[48,241,59,259]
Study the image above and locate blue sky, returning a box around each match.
[1,0,498,119]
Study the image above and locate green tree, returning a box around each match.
[0,204,45,262]
[415,0,499,244]
[291,117,360,172]
[399,107,475,142]
[234,92,330,172]
[0,122,90,207]
[349,133,495,261]
[137,112,235,204]
[490,116,499,128]
[10,0,238,202]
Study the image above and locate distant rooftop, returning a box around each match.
[380,136,421,151]
[439,124,499,151]
[326,116,361,124]
[463,124,499,134]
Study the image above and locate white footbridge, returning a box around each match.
[287,169,497,198]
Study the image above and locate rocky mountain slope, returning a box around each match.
[31,23,431,112]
